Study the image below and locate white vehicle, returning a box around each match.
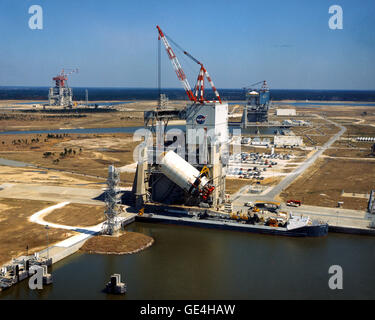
[244,201,254,207]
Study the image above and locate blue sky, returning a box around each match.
[0,0,374,89]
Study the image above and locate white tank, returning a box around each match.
[159,150,210,193]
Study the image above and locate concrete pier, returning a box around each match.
[105,274,127,294]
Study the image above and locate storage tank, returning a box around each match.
[158,150,213,198]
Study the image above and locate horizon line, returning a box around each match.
[1,86,375,92]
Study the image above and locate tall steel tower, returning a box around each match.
[241,80,270,127]
[102,165,121,235]
[48,68,78,108]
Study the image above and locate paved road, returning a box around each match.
[27,202,136,264]
[265,115,346,199]
[0,158,30,168]
[233,115,346,204]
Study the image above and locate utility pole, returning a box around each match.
[45,225,50,260]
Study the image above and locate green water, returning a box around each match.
[1,222,375,300]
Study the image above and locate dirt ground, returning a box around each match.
[0,109,144,132]
[239,145,299,156]
[225,178,251,194]
[0,133,139,184]
[0,101,147,132]
[323,148,374,158]
[301,133,335,147]
[293,104,375,119]
[44,203,106,227]
[343,124,375,136]
[0,198,75,266]
[225,177,282,195]
[0,100,190,132]
[0,165,103,187]
[332,139,373,149]
[80,231,153,255]
[261,176,283,186]
[280,158,375,210]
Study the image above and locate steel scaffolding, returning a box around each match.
[102,165,121,235]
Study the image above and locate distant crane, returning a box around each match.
[156,25,222,104]
[242,80,269,93]
[52,68,79,88]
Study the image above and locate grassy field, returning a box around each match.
[280,158,375,210]
[44,203,106,227]
[0,133,139,184]
[80,231,153,255]
[0,198,75,266]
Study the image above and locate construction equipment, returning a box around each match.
[200,166,210,178]
[244,201,254,207]
[254,201,281,212]
[156,25,221,104]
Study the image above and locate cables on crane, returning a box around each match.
[157,25,222,104]
[165,34,202,65]
[243,80,269,92]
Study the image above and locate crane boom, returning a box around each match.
[53,68,79,88]
[156,26,196,102]
[157,25,222,104]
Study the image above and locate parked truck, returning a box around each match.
[287,199,302,207]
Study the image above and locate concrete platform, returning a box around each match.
[286,204,373,231]
[0,183,104,205]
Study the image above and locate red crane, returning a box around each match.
[156,26,222,104]
[53,68,79,88]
